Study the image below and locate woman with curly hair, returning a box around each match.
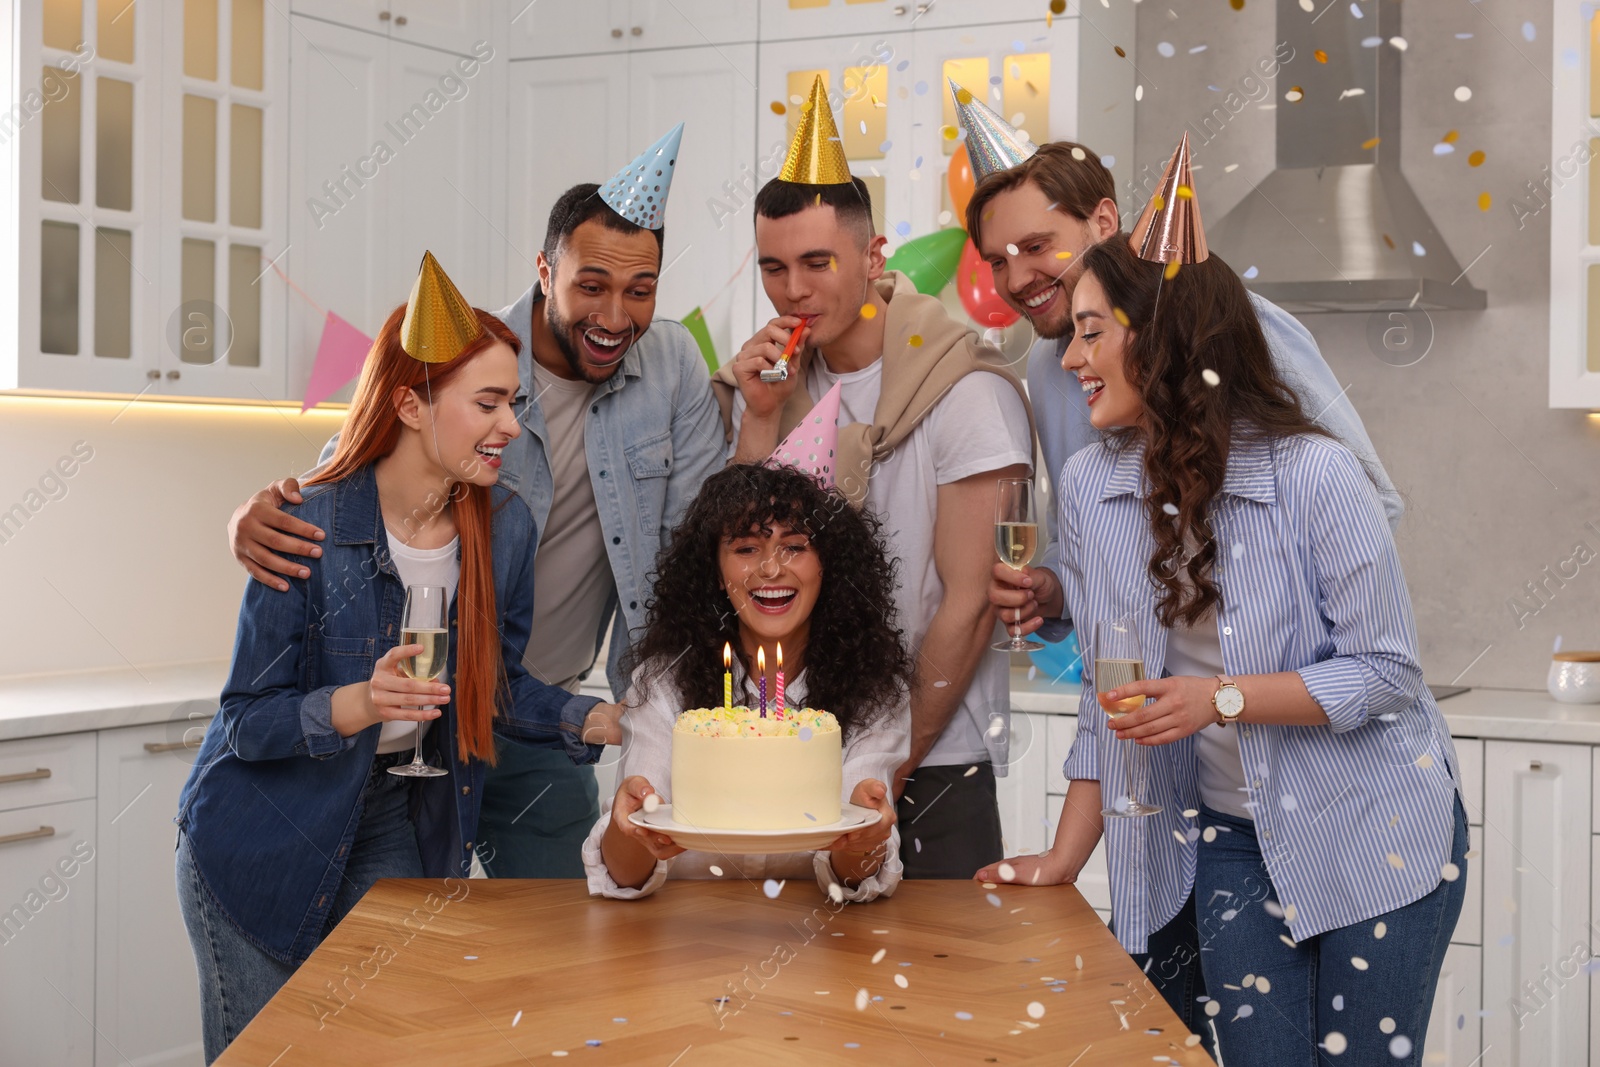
[582,463,914,899]
[983,233,1466,1064]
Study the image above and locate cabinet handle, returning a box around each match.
[144,739,202,754]
[1530,759,1543,771]
[916,2,930,11]
[378,10,391,20]
[166,370,181,380]
[611,27,623,37]
[146,369,160,380]
[893,4,908,13]
[630,25,642,35]
[395,15,406,25]
[0,826,54,847]
[0,767,51,786]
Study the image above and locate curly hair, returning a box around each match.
[1076,236,1330,628]
[622,464,911,741]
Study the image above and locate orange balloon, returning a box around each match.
[948,143,976,220]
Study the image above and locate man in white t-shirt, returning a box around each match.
[717,175,1034,878]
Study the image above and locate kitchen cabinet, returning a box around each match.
[290,0,495,57]
[756,0,1051,41]
[511,1,756,60]
[1425,943,1483,1067]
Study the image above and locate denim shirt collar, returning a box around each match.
[330,463,384,546]
[1099,431,1278,507]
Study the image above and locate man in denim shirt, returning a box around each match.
[227,183,724,877]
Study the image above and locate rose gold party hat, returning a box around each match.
[778,76,852,186]
[766,382,841,489]
[400,251,483,363]
[1128,132,1209,264]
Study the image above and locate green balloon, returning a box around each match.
[886,228,968,295]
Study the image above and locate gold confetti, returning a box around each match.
[1468,150,1486,167]
[1055,250,1073,260]
[1230,0,1244,9]
[1164,261,1181,280]
[1386,852,1405,869]
[908,334,923,347]
[956,87,974,105]
[829,256,837,272]
[1176,185,1193,200]
[1362,137,1381,150]
[1314,49,1328,63]
[1112,307,1131,327]
[770,101,787,115]
[1381,234,1396,250]
[1443,129,1460,143]
[815,193,823,207]
[1151,194,1165,211]
[942,125,960,140]
[860,304,877,319]
[1477,192,1492,211]
[1115,45,1127,57]
[1050,0,1067,11]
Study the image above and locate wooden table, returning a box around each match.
[219,878,1215,1066]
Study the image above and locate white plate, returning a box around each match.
[628,803,881,855]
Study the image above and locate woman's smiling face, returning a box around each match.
[1062,270,1145,430]
[719,522,823,651]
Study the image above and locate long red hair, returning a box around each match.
[307,304,521,765]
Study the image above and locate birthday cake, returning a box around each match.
[670,707,842,830]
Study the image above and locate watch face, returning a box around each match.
[1217,686,1245,717]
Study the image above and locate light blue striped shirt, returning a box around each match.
[1056,430,1460,953]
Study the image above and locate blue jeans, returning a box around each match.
[1126,893,1216,1060]
[476,736,599,877]
[1195,796,1468,1067]
[177,754,424,1063]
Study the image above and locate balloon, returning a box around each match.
[884,228,968,295]
[957,238,1020,328]
[948,143,976,220]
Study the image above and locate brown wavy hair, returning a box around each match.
[306,304,521,764]
[1077,236,1328,628]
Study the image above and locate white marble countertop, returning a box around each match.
[4,659,1600,748]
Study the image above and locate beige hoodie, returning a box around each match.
[714,270,1035,506]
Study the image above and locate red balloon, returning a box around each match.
[957,238,1020,329]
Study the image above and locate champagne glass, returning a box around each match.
[389,585,450,779]
[1094,615,1160,818]
[992,477,1046,652]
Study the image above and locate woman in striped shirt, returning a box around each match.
[983,235,1467,1065]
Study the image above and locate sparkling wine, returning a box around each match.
[400,628,448,682]
[994,522,1038,569]
[1094,658,1145,716]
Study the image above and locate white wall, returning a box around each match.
[0,397,343,676]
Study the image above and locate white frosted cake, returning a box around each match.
[670,706,842,830]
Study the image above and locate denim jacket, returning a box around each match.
[493,283,726,693]
[176,464,602,964]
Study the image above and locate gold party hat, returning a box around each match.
[778,75,852,185]
[1128,132,1209,264]
[400,251,483,363]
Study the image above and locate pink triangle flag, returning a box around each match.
[302,311,373,412]
[765,382,841,489]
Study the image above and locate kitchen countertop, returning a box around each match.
[5,660,1600,747]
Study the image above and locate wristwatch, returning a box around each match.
[1213,675,1245,727]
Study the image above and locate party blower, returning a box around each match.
[759,314,816,383]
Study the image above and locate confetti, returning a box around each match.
[872,948,887,964]
[464,955,478,960]
[1285,87,1304,103]
[855,988,871,1011]
[1522,20,1536,40]
[955,1011,974,1021]
[1441,862,1461,881]
[998,862,1017,882]
[1101,154,1116,167]
[987,892,1003,907]
[1333,995,1344,1010]
[1348,2,1362,15]
[1379,1016,1396,1034]
[1284,903,1298,922]
[1203,826,1218,843]
[964,765,980,777]
[1183,808,1200,818]
[513,1011,523,1026]
[1157,41,1175,57]
[1299,0,1313,8]
[1055,250,1074,260]
[1323,1032,1348,1054]
[1389,36,1408,50]
[829,883,844,903]
[1164,261,1181,280]
[1112,307,1131,327]
[1389,1036,1413,1057]
[642,793,661,814]
[586,1040,602,1048]
[1361,137,1380,150]
[1477,193,1492,211]
[1162,502,1180,516]
[1454,86,1472,102]
[763,879,785,898]
[1411,241,1426,257]
[770,101,787,115]
[1135,84,1144,102]
[1258,976,1273,993]
[1075,954,1084,970]
[1205,1000,1221,1017]
[1186,1034,1203,1047]
[895,973,909,988]
[1006,243,1020,256]
[1468,150,1485,167]
[1233,1005,1254,1021]
[1176,185,1193,200]
[1115,45,1127,57]
[1225,163,1239,172]
[1243,973,1256,988]
[552,1053,568,1059]
[1351,956,1369,971]
[860,304,877,319]
[1314,49,1328,63]
[1050,0,1067,11]
[1027,1001,1046,1019]
[1230,0,1244,10]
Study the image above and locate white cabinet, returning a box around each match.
[997,711,1049,857]
[757,0,927,39]
[286,17,496,402]
[290,0,494,57]
[1425,943,1483,1067]
[94,722,205,1067]
[1482,740,1591,1066]
[512,1,755,60]
[0,798,99,1067]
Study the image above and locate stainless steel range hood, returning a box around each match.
[1205,0,1486,313]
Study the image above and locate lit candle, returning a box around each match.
[757,646,767,717]
[723,642,733,715]
[775,642,785,715]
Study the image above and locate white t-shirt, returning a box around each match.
[1163,615,1252,819]
[525,363,616,692]
[376,530,460,754]
[731,359,1033,771]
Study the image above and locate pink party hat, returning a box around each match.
[766,382,841,488]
